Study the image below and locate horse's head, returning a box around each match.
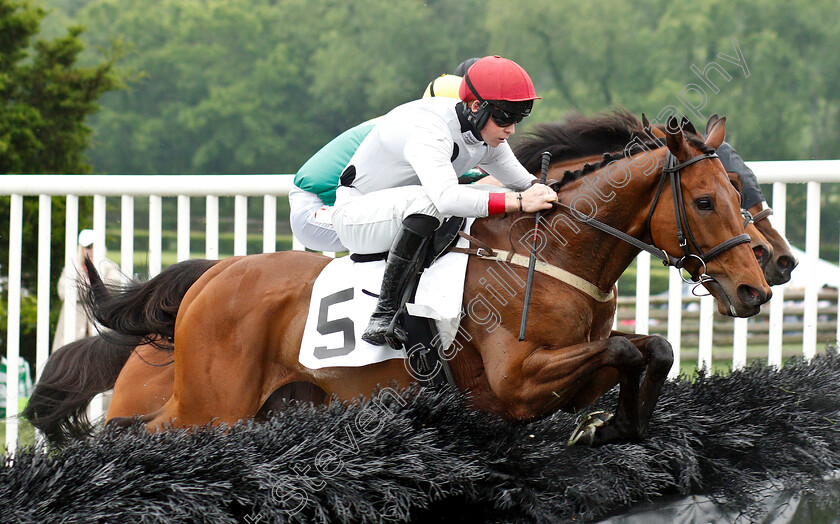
[703,115,798,286]
[642,114,776,274]
[648,116,771,317]
[727,172,774,272]
[745,201,799,285]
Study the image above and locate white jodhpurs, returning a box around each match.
[332,185,443,254]
[288,185,347,252]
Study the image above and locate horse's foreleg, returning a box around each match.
[483,335,645,434]
[609,331,674,439]
[570,336,646,446]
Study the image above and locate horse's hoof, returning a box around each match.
[567,410,614,446]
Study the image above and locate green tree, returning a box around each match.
[0,0,120,367]
[73,0,488,175]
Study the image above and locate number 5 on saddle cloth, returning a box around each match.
[298,217,466,389]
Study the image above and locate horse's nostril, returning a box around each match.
[737,284,768,307]
[777,255,797,272]
[753,246,769,264]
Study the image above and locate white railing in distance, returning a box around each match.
[3,163,840,451]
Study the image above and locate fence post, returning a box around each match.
[63,195,79,346]
[667,268,683,379]
[263,195,276,253]
[635,252,650,335]
[768,184,787,367]
[89,195,108,421]
[5,194,23,451]
[206,195,219,260]
[698,295,715,372]
[36,195,51,379]
[803,181,821,360]
[177,195,191,262]
[235,195,248,256]
[149,195,162,277]
[121,195,135,278]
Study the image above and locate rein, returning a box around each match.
[550,151,737,274]
[455,148,752,303]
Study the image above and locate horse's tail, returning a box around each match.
[80,257,219,345]
[21,334,140,446]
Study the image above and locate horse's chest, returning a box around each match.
[549,297,613,342]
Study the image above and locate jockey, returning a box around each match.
[290,65,467,252]
[290,119,378,252]
[331,55,557,347]
[716,141,764,211]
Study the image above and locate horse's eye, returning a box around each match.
[695,197,714,211]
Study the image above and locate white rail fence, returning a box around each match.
[3,161,840,450]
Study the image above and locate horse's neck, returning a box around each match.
[490,148,667,292]
[546,153,604,179]
[561,148,668,288]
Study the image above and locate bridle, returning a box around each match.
[741,207,774,226]
[554,149,751,285]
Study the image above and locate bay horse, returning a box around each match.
[75,115,769,446]
[28,112,776,445]
[514,110,794,285]
[745,201,797,285]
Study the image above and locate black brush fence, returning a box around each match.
[4,349,840,523]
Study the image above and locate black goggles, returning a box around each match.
[488,104,528,127]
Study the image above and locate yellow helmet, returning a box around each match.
[422,74,464,99]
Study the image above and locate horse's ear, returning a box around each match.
[682,118,699,137]
[704,115,726,149]
[664,116,686,157]
[705,114,720,136]
[642,113,651,130]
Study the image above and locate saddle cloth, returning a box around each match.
[298,221,472,370]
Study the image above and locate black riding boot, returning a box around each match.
[361,214,438,348]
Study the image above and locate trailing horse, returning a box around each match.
[23,259,218,444]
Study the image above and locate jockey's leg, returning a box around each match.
[361,213,438,347]
[288,186,347,252]
[332,186,443,348]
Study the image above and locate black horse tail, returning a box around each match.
[80,257,219,346]
[21,334,140,446]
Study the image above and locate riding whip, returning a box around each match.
[519,151,551,341]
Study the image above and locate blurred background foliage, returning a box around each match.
[34,0,840,173]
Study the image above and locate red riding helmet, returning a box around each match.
[459,55,540,132]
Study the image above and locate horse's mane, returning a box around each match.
[513,108,714,189]
[513,108,645,172]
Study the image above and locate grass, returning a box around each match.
[676,342,818,379]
